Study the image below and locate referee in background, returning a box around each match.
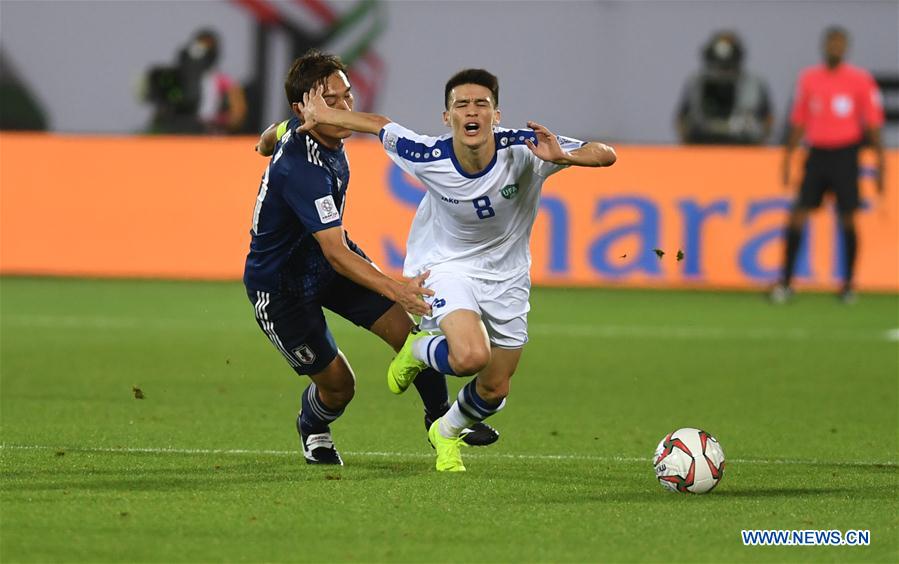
[771,26,885,304]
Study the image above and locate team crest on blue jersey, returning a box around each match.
[293,344,316,365]
[501,184,519,199]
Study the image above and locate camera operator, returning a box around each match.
[676,31,773,145]
[144,28,246,134]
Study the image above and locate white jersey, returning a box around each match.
[380,122,584,281]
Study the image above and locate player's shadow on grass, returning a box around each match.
[593,484,891,503]
[2,457,427,494]
[2,461,293,493]
[711,487,861,498]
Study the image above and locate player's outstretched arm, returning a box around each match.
[299,85,390,136]
[524,121,616,167]
[312,226,434,316]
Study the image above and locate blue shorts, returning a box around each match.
[247,274,394,375]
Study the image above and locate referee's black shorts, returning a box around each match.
[797,144,860,213]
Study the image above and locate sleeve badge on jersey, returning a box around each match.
[384,132,398,153]
[314,195,340,223]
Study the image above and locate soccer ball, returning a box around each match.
[653,428,725,494]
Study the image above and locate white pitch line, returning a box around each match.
[2,314,895,342]
[1,444,895,468]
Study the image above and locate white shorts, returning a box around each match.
[419,270,531,348]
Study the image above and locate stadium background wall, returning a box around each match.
[2,1,897,146]
[1,134,896,291]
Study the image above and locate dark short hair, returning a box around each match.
[194,28,219,46]
[285,50,348,105]
[444,69,499,109]
[823,25,849,42]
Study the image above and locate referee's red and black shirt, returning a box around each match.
[790,63,885,149]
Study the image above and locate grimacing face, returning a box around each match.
[295,70,355,143]
[443,83,500,149]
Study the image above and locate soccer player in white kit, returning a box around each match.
[299,69,616,471]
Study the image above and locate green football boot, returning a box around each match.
[387,331,429,394]
[428,419,466,472]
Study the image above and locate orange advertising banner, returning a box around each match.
[1,133,896,291]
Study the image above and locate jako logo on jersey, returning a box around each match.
[293,344,316,365]
[441,196,460,204]
[432,298,446,309]
[501,184,519,199]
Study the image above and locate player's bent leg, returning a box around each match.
[308,351,356,409]
[439,309,491,375]
[298,352,355,465]
[402,273,488,378]
[415,310,500,447]
[474,346,522,403]
[430,347,521,472]
[398,308,490,384]
[369,303,415,352]
[369,304,466,438]
[387,309,489,390]
[437,346,520,442]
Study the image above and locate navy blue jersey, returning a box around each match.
[244,118,354,297]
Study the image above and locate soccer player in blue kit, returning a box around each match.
[245,51,499,465]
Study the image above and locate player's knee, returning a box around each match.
[318,382,355,410]
[449,346,490,376]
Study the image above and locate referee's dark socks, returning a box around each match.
[299,383,344,435]
[413,368,450,420]
[782,226,804,285]
[841,224,857,288]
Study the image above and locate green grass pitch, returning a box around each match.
[1,277,896,562]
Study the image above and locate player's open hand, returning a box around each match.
[397,271,435,317]
[525,121,567,164]
[298,85,327,133]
